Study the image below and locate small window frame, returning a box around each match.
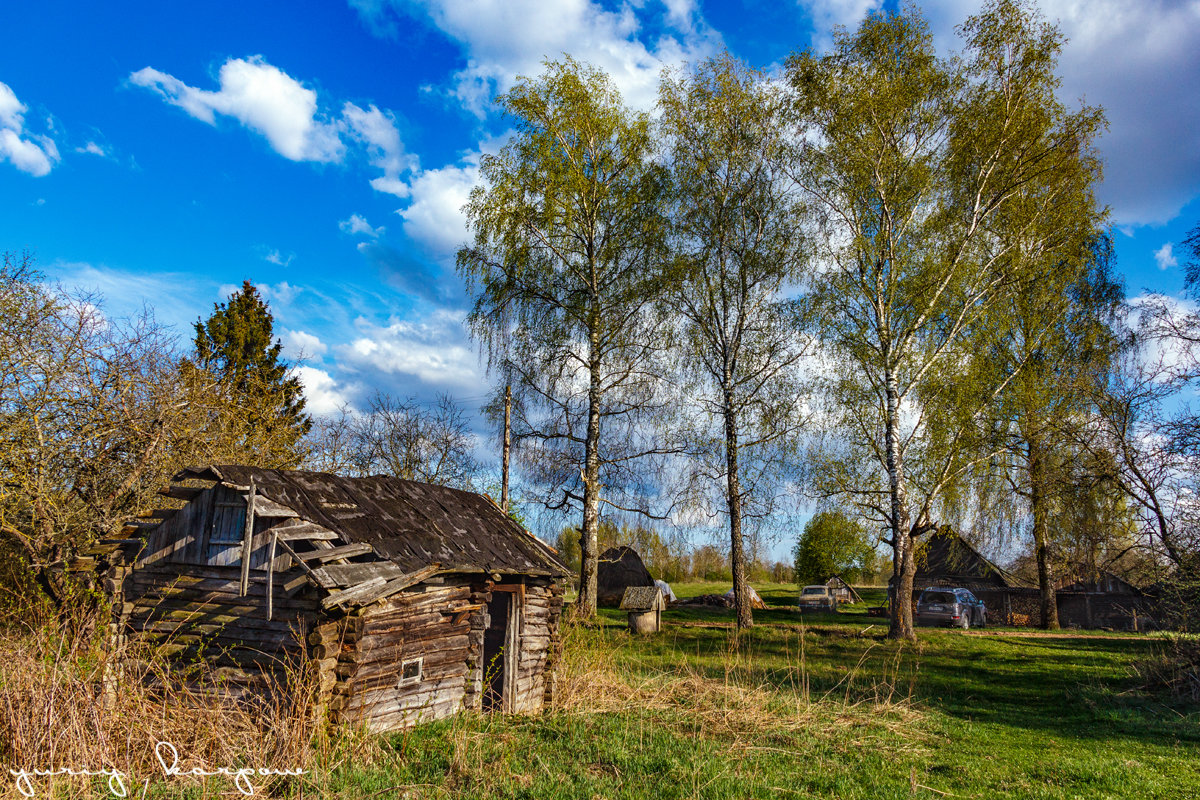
[398,657,423,687]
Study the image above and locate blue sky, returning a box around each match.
[2,0,1199,550]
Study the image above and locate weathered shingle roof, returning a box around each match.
[175,465,569,578]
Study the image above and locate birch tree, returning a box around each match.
[790,0,1106,639]
[457,58,672,616]
[659,55,809,629]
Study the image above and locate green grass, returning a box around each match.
[305,587,1200,799]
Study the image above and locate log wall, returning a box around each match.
[119,562,321,696]
[326,582,478,732]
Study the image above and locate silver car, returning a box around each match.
[916,587,987,629]
[798,585,838,612]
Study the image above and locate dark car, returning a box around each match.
[916,587,987,629]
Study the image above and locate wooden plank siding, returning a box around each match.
[110,466,569,732]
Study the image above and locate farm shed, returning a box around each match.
[597,546,655,607]
[103,465,570,732]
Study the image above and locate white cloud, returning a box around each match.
[216,280,302,310]
[339,213,384,238]
[264,249,295,267]
[916,0,1200,227]
[0,81,59,176]
[398,156,480,256]
[352,0,722,116]
[282,329,329,359]
[337,310,481,389]
[129,57,344,162]
[800,0,883,50]
[293,365,352,415]
[342,102,417,197]
[75,140,109,157]
[1155,243,1179,271]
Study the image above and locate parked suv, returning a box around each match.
[916,587,986,629]
[798,585,838,612]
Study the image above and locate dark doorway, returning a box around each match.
[482,591,511,712]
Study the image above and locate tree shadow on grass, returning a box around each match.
[599,613,1200,749]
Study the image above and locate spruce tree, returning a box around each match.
[190,280,311,463]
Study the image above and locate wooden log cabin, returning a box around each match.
[98,465,570,732]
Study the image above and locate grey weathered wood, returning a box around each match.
[359,564,445,607]
[319,562,406,586]
[272,520,338,541]
[266,531,277,621]
[321,577,388,610]
[293,543,374,564]
[254,496,299,518]
[275,537,336,590]
[239,481,256,596]
[159,484,204,501]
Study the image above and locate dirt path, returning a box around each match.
[965,630,1148,640]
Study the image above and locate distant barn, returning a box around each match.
[597,546,655,607]
[93,465,570,732]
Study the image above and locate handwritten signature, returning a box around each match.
[9,741,306,797]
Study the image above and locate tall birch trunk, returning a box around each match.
[885,369,915,641]
[723,383,753,630]
[577,328,603,617]
[1028,439,1059,629]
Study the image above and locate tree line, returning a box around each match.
[455,0,1198,638]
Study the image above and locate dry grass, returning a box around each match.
[553,623,924,748]
[0,609,382,799]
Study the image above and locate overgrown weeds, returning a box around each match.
[0,609,384,798]
[1131,634,1200,702]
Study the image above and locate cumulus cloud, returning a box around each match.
[398,157,480,256]
[129,57,344,162]
[1155,243,1179,271]
[217,280,303,310]
[337,309,481,390]
[342,102,417,197]
[801,0,883,50]
[339,213,385,238]
[915,0,1200,227]
[351,0,722,115]
[282,329,329,359]
[0,81,60,176]
[293,365,352,414]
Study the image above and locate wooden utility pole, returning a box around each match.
[501,384,511,513]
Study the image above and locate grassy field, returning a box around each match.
[311,582,1200,800]
[6,582,1196,799]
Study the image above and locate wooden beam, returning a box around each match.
[239,480,256,597]
[318,562,405,585]
[320,563,444,610]
[321,578,388,610]
[274,537,336,590]
[272,520,338,541]
[254,497,299,518]
[158,484,204,501]
[266,531,277,622]
[354,564,445,606]
[291,543,374,564]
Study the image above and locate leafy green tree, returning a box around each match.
[189,280,311,464]
[458,58,673,617]
[790,0,1105,640]
[984,237,1121,628]
[659,55,809,629]
[793,511,876,586]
